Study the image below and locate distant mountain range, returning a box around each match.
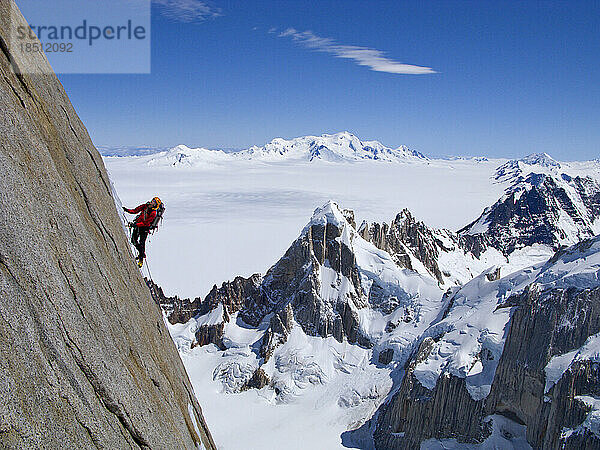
[140,132,428,165]
[101,133,600,177]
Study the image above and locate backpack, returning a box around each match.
[149,202,165,231]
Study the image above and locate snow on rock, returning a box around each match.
[572,396,600,437]
[360,205,556,290]
[494,152,562,182]
[421,414,532,449]
[413,268,519,399]
[167,303,225,352]
[461,170,600,253]
[414,235,600,400]
[305,200,349,231]
[544,349,578,393]
[545,332,600,393]
[198,303,225,326]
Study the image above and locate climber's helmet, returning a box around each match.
[150,196,161,210]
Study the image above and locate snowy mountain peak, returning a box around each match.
[147,145,230,167]
[239,131,427,163]
[494,152,562,182]
[461,168,600,252]
[521,152,561,168]
[307,200,349,229]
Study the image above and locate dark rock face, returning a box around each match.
[0,2,215,448]
[261,303,294,362]
[195,323,226,350]
[374,337,488,449]
[359,209,446,283]
[556,360,600,450]
[374,284,600,449]
[342,208,357,229]
[486,285,600,449]
[264,221,365,343]
[242,368,271,391]
[460,174,600,255]
[378,348,394,365]
[203,274,263,325]
[147,278,202,324]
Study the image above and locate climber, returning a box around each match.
[123,196,163,267]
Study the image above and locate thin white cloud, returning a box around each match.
[153,0,221,22]
[277,28,436,75]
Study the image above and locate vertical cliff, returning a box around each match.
[0,2,215,448]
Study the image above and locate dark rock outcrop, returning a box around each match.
[242,368,271,391]
[359,209,446,283]
[195,323,226,350]
[203,274,263,325]
[378,348,394,365]
[261,303,294,361]
[147,278,202,324]
[0,3,215,448]
[460,173,600,255]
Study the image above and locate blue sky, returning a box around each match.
[53,0,599,159]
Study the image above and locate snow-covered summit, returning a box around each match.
[521,152,562,168]
[147,144,230,167]
[494,152,562,182]
[238,131,427,163]
[307,200,347,227]
[462,167,600,251]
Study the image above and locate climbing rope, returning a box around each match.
[145,258,154,282]
[144,234,154,283]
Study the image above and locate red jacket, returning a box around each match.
[126,203,157,227]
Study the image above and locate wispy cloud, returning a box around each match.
[153,0,221,22]
[277,28,436,75]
